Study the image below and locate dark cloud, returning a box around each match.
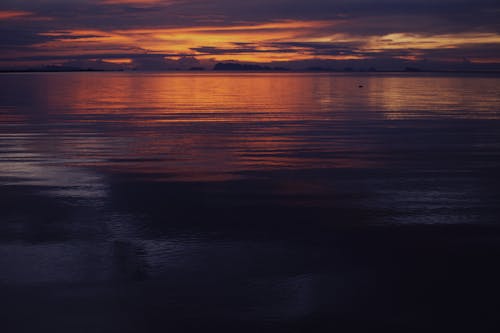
[0,29,52,48]
[1,0,499,32]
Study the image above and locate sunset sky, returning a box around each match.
[1,0,500,70]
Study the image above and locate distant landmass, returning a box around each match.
[213,63,289,71]
[2,62,499,73]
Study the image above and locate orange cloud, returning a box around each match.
[367,32,500,51]
[33,20,336,62]
[102,58,133,64]
[0,10,33,20]
[26,20,500,64]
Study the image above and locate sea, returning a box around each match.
[1,72,500,332]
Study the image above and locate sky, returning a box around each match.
[1,0,500,70]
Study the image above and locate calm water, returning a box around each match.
[1,72,500,332]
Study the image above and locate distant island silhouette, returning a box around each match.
[213,63,289,71]
[2,62,499,74]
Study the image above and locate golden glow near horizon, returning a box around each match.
[33,21,339,63]
[0,0,499,68]
[0,14,496,66]
[32,22,500,64]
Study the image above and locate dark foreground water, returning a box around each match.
[1,72,500,332]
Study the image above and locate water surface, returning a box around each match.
[1,72,500,332]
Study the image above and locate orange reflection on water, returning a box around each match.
[16,73,387,181]
[3,72,500,182]
[360,75,500,120]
